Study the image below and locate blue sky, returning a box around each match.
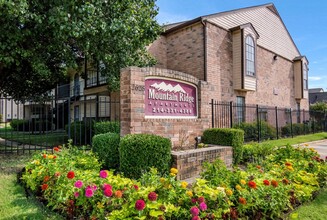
[155,0,327,90]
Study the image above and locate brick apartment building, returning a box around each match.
[148,3,309,111]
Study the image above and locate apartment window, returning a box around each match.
[236,96,245,123]
[74,106,80,121]
[303,63,308,90]
[245,36,255,76]
[86,69,97,87]
[258,108,268,121]
[74,74,80,96]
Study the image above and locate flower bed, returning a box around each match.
[21,143,327,219]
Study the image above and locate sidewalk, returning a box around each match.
[295,139,327,159]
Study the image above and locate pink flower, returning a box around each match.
[85,188,94,197]
[135,199,146,211]
[199,202,207,211]
[191,198,197,203]
[133,185,139,190]
[74,180,83,188]
[190,206,200,216]
[74,192,79,198]
[104,188,113,197]
[103,183,112,191]
[192,216,201,220]
[99,170,108,178]
[148,192,157,201]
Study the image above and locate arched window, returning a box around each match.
[245,36,255,76]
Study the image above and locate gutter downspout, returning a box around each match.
[201,18,208,82]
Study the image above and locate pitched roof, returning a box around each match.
[163,3,302,61]
[309,92,327,104]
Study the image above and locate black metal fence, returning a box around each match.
[0,95,120,154]
[210,99,327,142]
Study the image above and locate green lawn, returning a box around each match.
[0,155,63,220]
[260,132,327,147]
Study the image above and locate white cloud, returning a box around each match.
[309,76,322,81]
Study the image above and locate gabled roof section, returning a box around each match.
[230,23,260,39]
[163,3,303,61]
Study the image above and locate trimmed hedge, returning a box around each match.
[281,123,312,137]
[233,121,276,141]
[65,121,94,145]
[94,121,120,135]
[202,128,244,164]
[119,134,172,179]
[92,132,120,170]
[10,119,53,131]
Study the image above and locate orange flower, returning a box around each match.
[43,176,50,182]
[285,162,292,166]
[271,180,278,187]
[53,147,60,152]
[256,165,261,169]
[282,178,289,185]
[263,180,270,186]
[42,154,47,158]
[41,184,48,191]
[115,190,123,198]
[239,197,247,205]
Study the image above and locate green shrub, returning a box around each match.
[202,128,244,164]
[10,119,29,131]
[94,121,120,135]
[281,123,312,137]
[241,142,275,164]
[65,121,94,145]
[0,113,2,123]
[92,132,120,170]
[233,121,276,141]
[119,134,172,179]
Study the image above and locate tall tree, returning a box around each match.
[0,0,161,99]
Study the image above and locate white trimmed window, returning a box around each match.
[245,36,255,76]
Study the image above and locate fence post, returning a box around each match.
[275,106,279,139]
[67,98,71,139]
[290,108,293,138]
[211,99,214,128]
[230,101,233,128]
[256,105,260,142]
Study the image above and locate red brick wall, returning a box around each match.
[171,145,233,180]
[120,67,215,148]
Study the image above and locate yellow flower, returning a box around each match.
[47,155,54,159]
[304,144,309,147]
[170,168,178,174]
[240,179,246,185]
[286,166,294,171]
[186,191,193,197]
[181,181,188,188]
[235,185,242,191]
[32,160,40,165]
[226,189,233,196]
[97,202,104,209]
[170,173,176,177]
[160,177,166,184]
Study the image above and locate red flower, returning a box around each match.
[41,184,48,191]
[43,154,47,158]
[148,192,158,201]
[256,165,261,169]
[191,198,197,203]
[133,185,139,190]
[53,147,60,152]
[263,180,270,186]
[67,171,75,179]
[198,196,205,203]
[43,176,50,182]
[53,155,57,159]
[285,162,292,166]
[248,181,257,189]
[271,180,278,187]
[135,199,146,211]
[239,197,247,205]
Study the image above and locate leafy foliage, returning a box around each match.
[233,121,276,141]
[0,0,162,98]
[202,128,244,164]
[94,121,120,135]
[281,123,312,137]
[65,121,94,145]
[119,134,172,179]
[309,102,327,112]
[92,132,120,170]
